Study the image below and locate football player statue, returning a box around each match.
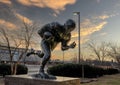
[27,19,76,79]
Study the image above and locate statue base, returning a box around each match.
[31,73,56,79]
[5,75,80,85]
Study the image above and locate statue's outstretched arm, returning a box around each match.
[61,40,76,51]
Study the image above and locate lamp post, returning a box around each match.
[63,51,64,63]
[73,12,80,63]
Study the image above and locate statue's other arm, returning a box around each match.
[61,34,76,51]
[61,39,70,51]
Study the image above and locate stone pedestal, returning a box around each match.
[5,75,80,85]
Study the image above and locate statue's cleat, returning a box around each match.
[26,50,44,58]
[26,52,31,57]
[36,52,44,58]
[35,71,49,79]
[26,52,35,57]
[47,74,56,79]
[32,73,56,79]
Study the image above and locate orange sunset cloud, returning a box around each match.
[72,21,107,38]
[17,0,76,13]
[72,19,107,45]
[15,13,32,24]
[0,0,11,5]
[81,21,107,36]
[0,19,17,30]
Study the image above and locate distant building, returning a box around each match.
[0,45,41,64]
[85,59,118,69]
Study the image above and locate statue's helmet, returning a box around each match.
[64,19,76,33]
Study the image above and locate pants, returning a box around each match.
[40,39,51,72]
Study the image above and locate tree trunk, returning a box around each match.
[11,63,14,75]
[13,63,18,75]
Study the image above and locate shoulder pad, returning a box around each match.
[50,22,61,28]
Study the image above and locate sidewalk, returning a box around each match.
[80,78,98,84]
[0,76,4,85]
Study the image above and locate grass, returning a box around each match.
[82,73,120,85]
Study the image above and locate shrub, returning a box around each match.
[0,64,11,77]
[103,68,119,75]
[16,64,28,75]
[0,64,28,76]
[47,63,119,78]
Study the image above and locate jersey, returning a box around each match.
[38,22,71,50]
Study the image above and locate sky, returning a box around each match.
[0,0,120,61]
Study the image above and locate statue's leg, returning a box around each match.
[39,40,51,73]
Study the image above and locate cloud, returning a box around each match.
[72,33,90,44]
[14,13,32,24]
[94,13,119,20]
[1,0,76,17]
[17,0,76,13]
[81,21,107,36]
[52,13,58,17]
[97,15,109,20]
[0,19,17,30]
[72,21,107,37]
[72,18,107,44]
[96,0,100,3]
[0,0,11,5]
[100,32,107,36]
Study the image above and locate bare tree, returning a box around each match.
[14,21,38,74]
[88,41,108,63]
[107,42,120,67]
[0,28,14,62]
[0,51,2,63]
[0,21,37,74]
[0,5,38,74]
[99,42,109,62]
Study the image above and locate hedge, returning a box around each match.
[47,63,119,78]
[0,64,28,76]
[16,64,28,75]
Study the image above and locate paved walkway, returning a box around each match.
[0,77,4,85]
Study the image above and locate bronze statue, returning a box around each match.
[27,19,76,79]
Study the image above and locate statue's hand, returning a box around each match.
[69,41,76,48]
